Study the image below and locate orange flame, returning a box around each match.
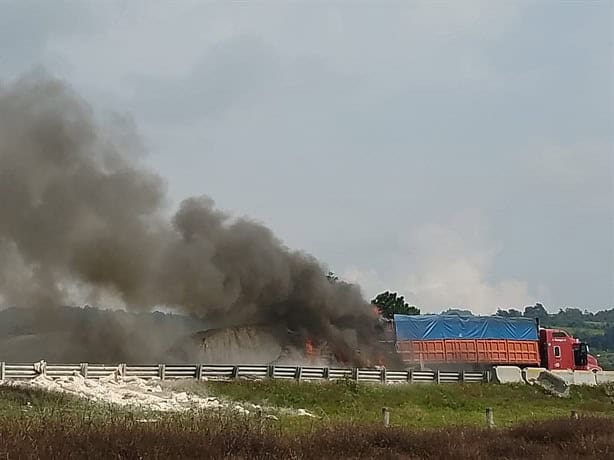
[305,337,315,363]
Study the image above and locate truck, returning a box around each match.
[390,314,601,372]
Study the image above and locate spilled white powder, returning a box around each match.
[2,372,315,417]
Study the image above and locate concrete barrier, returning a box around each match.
[572,370,597,386]
[493,366,524,384]
[549,370,596,386]
[523,367,546,384]
[537,370,570,397]
[529,369,599,386]
[596,371,614,384]
[550,370,575,385]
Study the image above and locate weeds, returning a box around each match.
[2,382,614,458]
[0,410,612,459]
[198,379,614,428]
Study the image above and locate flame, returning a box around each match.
[305,337,315,363]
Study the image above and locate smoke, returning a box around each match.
[0,73,381,364]
[400,211,538,314]
[342,211,540,314]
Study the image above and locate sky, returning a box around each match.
[1,0,612,313]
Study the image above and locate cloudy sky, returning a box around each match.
[1,0,612,313]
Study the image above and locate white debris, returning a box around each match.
[4,373,249,413]
[3,373,312,417]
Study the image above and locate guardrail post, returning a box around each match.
[352,367,358,381]
[0,361,5,381]
[196,364,203,380]
[460,370,465,383]
[484,369,491,383]
[231,366,238,379]
[119,363,126,378]
[408,369,413,383]
[486,407,495,428]
[436,370,441,384]
[80,363,88,379]
[380,368,386,384]
[323,367,329,380]
[382,407,390,427]
[267,365,274,379]
[296,366,303,381]
[158,364,166,380]
[257,408,264,434]
[33,360,46,376]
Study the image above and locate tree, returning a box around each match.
[442,308,474,316]
[496,308,523,318]
[523,303,549,321]
[371,291,420,319]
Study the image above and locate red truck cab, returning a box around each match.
[539,328,602,372]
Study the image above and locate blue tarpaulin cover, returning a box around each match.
[393,314,538,341]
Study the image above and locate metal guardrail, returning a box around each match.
[0,361,488,384]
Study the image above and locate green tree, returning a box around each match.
[496,308,523,317]
[442,308,474,316]
[371,291,420,319]
[523,303,549,321]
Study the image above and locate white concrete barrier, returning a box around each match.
[493,366,524,384]
[550,370,575,385]
[572,370,597,386]
[537,370,570,397]
[523,367,546,383]
[550,370,596,386]
[595,371,614,384]
[531,369,601,386]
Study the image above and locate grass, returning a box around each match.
[176,379,614,429]
[0,407,612,459]
[2,382,614,458]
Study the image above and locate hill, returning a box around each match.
[0,306,207,363]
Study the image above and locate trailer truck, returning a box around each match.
[391,314,601,372]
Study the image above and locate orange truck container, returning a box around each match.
[393,314,541,369]
[396,338,540,366]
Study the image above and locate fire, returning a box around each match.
[305,337,315,363]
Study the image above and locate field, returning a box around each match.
[2,380,614,459]
[202,379,614,429]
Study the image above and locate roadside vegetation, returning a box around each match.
[196,379,614,429]
[2,381,614,458]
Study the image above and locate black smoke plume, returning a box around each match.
[0,73,383,365]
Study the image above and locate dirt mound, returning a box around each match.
[167,326,288,364]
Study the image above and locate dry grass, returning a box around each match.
[0,410,612,459]
[2,383,613,459]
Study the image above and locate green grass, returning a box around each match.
[186,379,614,429]
[3,379,614,432]
[2,381,614,458]
[0,385,88,414]
[0,385,135,421]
